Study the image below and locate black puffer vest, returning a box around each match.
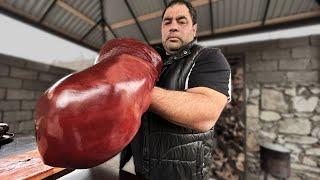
[121,41,216,180]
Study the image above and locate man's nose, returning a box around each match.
[169,21,179,32]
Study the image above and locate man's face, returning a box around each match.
[161,4,197,54]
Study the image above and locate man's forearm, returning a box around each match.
[149,87,226,132]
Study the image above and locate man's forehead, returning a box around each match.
[163,4,191,19]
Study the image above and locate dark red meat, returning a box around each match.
[35,38,162,168]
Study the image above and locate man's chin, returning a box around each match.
[166,42,182,51]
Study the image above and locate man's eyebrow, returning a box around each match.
[163,17,172,21]
[176,15,188,21]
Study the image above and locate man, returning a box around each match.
[120,1,231,179]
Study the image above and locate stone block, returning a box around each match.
[252,72,287,83]
[284,135,317,144]
[284,87,296,96]
[310,46,320,58]
[279,58,310,70]
[49,66,73,75]
[287,71,318,82]
[246,132,259,152]
[309,87,320,95]
[21,100,37,110]
[3,111,32,122]
[316,105,320,113]
[7,89,35,100]
[310,35,320,46]
[292,47,319,58]
[246,105,259,118]
[0,88,5,99]
[262,49,290,59]
[310,58,319,70]
[259,131,276,140]
[261,89,288,112]
[281,113,294,118]
[250,60,278,72]
[22,80,50,91]
[284,143,302,153]
[290,153,300,164]
[247,117,260,131]
[297,87,308,95]
[32,111,36,119]
[25,61,50,72]
[0,54,26,67]
[249,40,278,51]
[33,91,44,100]
[248,98,259,105]
[249,88,260,98]
[0,77,22,88]
[0,100,20,111]
[311,115,320,121]
[279,118,311,135]
[18,121,35,132]
[0,64,9,76]
[305,148,320,156]
[10,67,38,80]
[260,111,281,121]
[226,43,250,54]
[311,127,320,138]
[39,72,58,82]
[295,113,312,118]
[279,36,309,48]
[245,51,261,61]
[292,96,318,112]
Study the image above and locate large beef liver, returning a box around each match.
[35,39,162,168]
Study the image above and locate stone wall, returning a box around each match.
[0,53,73,135]
[222,35,320,179]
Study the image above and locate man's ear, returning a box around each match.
[192,23,198,37]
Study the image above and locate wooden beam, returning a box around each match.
[265,9,320,25]
[0,1,38,21]
[214,21,261,34]
[39,0,57,23]
[209,0,214,34]
[81,19,101,41]
[261,0,271,26]
[124,0,149,44]
[56,0,116,38]
[56,0,95,26]
[99,0,106,42]
[109,0,218,30]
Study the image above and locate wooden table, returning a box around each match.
[0,150,143,180]
[0,150,70,179]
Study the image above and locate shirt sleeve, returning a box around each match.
[186,48,232,102]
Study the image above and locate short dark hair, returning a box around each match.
[162,0,197,25]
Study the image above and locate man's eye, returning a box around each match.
[179,20,187,24]
[164,21,170,25]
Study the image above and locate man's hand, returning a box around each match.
[149,86,228,132]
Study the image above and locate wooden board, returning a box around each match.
[0,150,67,179]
